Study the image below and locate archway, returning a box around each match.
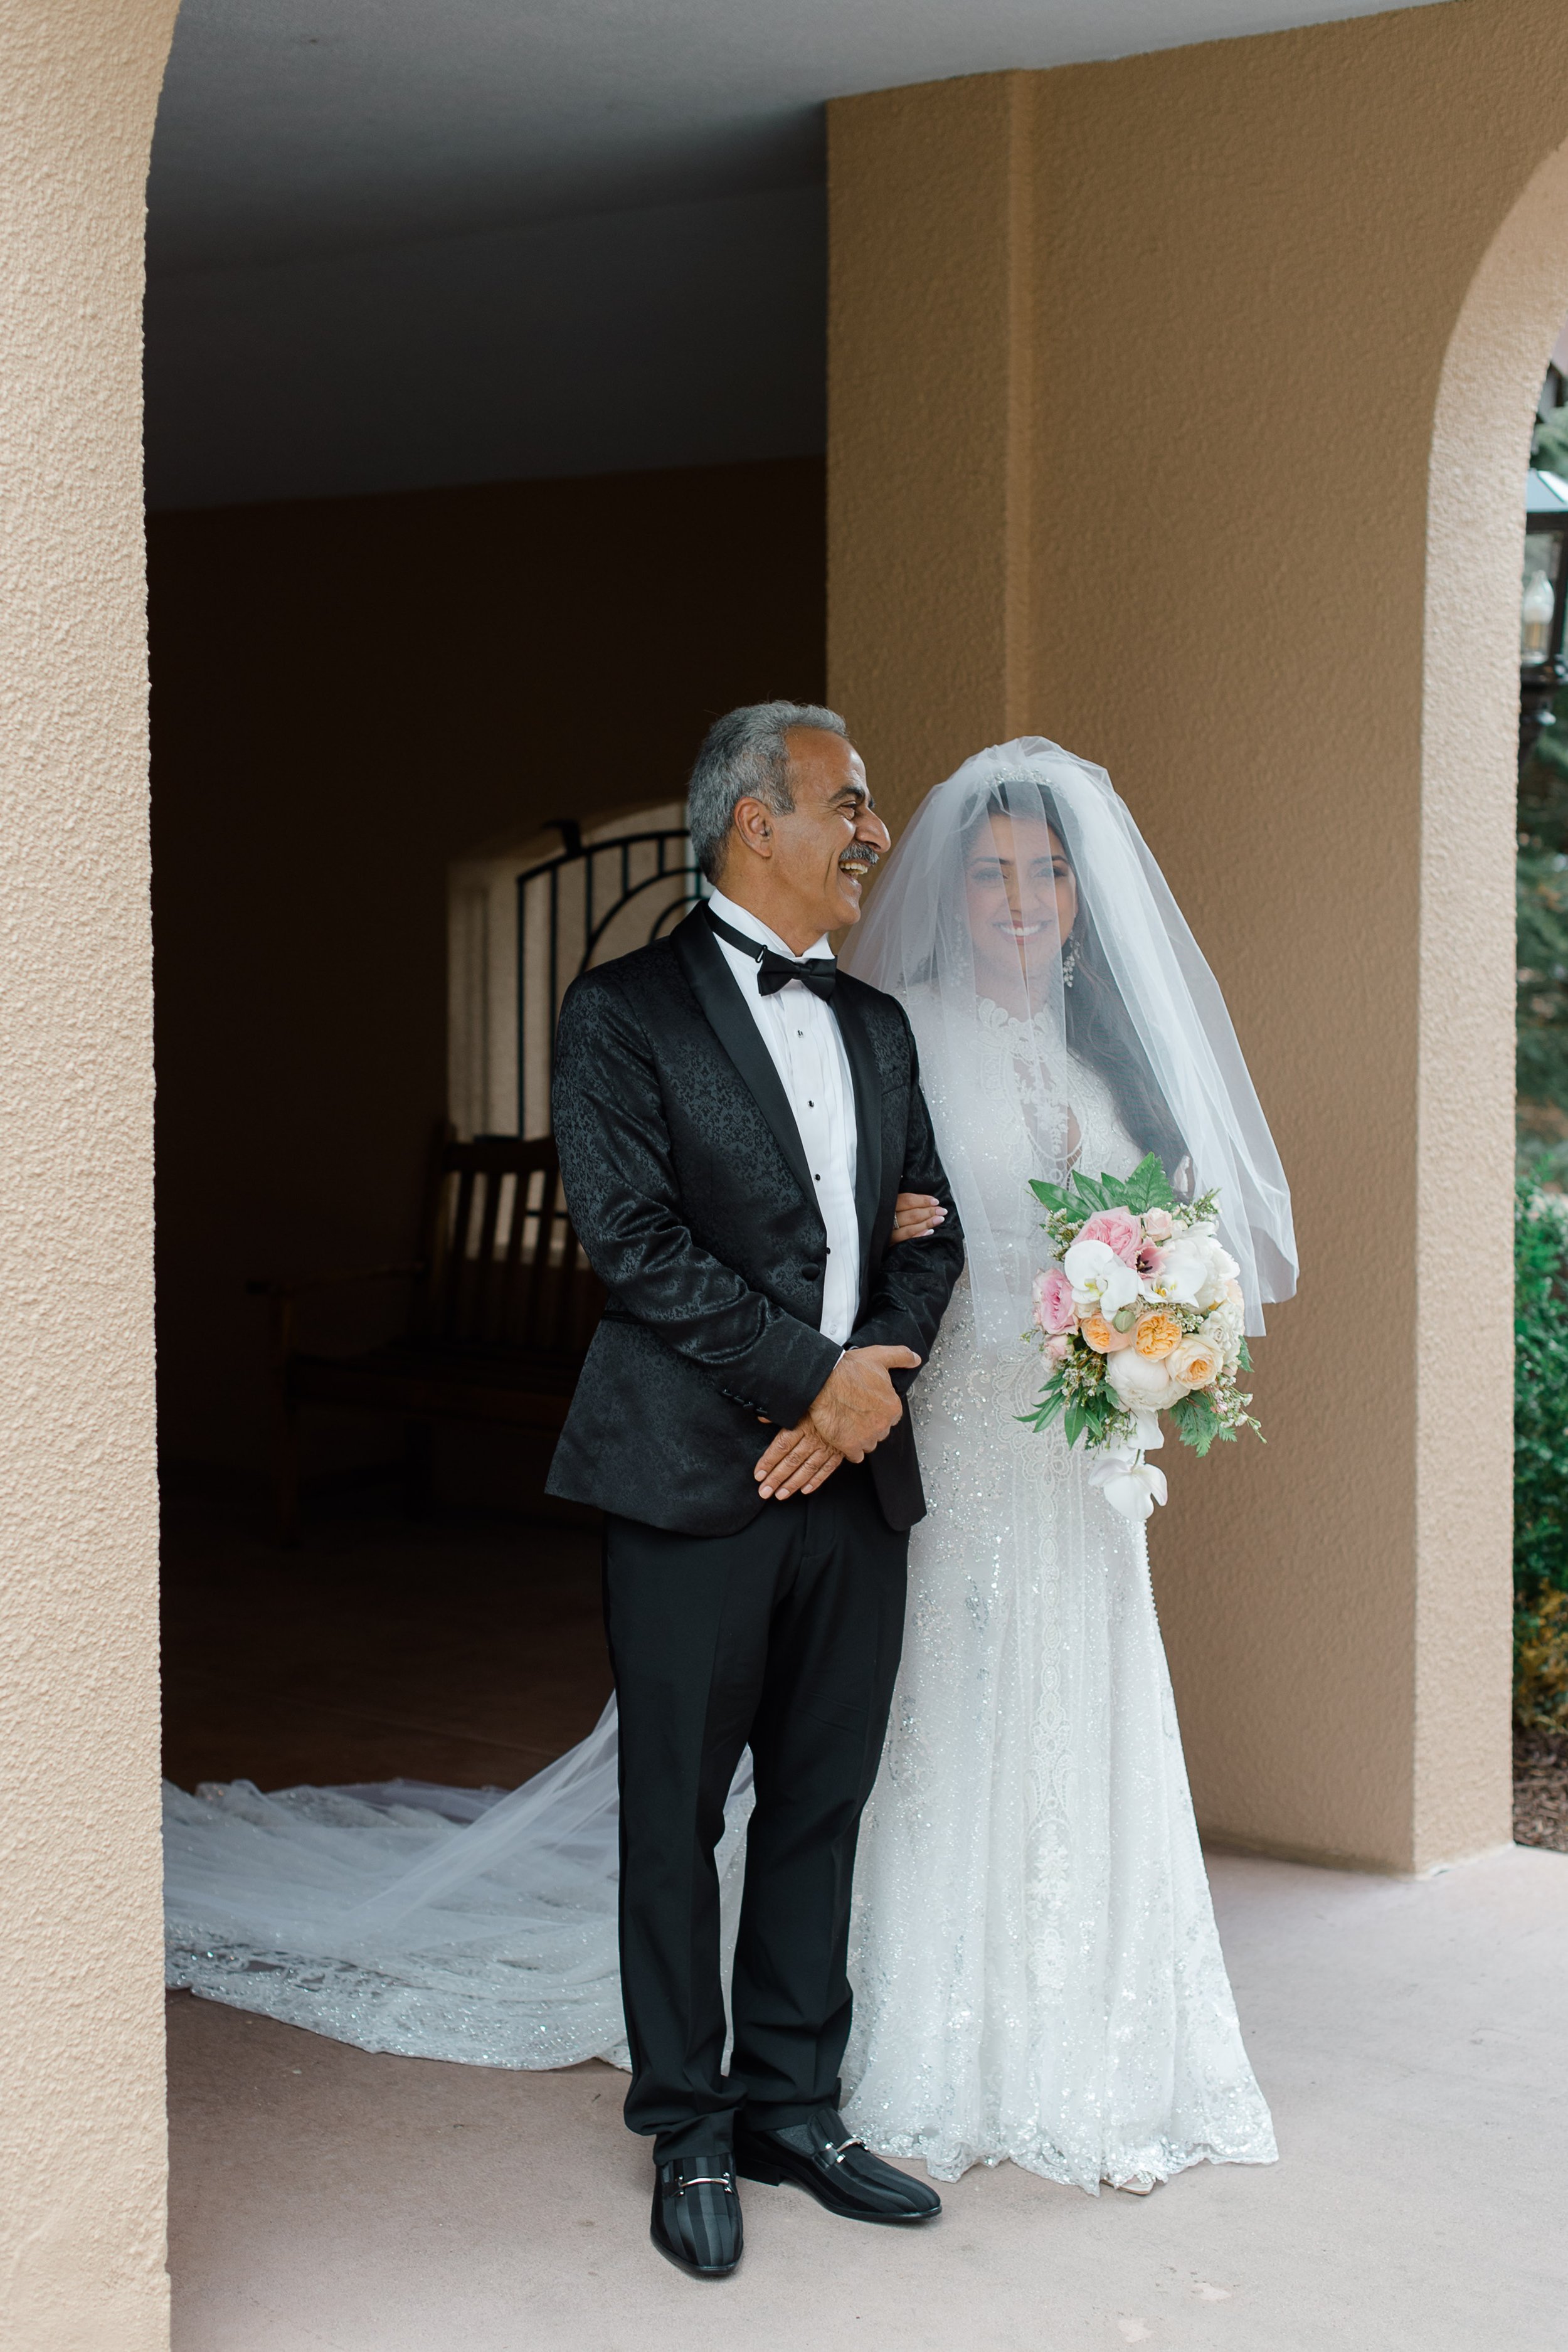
[13,6,1568,2346]
[1421,133,1568,1843]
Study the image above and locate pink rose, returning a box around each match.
[1032,1268,1078,1335]
[1044,1331,1071,1364]
[1077,1207,1142,1265]
[1142,1209,1175,1241]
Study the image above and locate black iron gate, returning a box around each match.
[515,820,704,1136]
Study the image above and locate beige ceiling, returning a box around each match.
[149,0,1453,273]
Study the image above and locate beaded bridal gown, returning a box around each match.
[840,1000,1276,2191]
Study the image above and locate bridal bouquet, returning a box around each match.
[1022,1154,1261,1522]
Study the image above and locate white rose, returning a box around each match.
[1062,1236,1138,1316]
[1201,1303,1243,1367]
[1106,1345,1189,1412]
[1195,1237,1241,1310]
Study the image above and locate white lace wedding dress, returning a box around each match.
[840,1000,1276,2191]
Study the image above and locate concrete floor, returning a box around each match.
[167,1842,1567,2352]
[162,1495,1567,2349]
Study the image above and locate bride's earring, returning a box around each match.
[1061,940,1079,990]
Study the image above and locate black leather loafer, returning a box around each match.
[649,2151,743,2278]
[734,2109,941,2225]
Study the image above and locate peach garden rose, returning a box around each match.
[1167,1333,1222,1388]
[1133,1311,1184,1360]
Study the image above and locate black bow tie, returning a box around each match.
[706,907,838,1000]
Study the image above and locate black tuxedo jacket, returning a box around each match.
[546,906,965,1537]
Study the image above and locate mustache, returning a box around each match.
[839,844,882,872]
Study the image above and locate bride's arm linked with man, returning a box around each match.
[547,702,965,2279]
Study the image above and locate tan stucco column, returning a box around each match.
[830,0,1568,1874]
[0,4,178,2345]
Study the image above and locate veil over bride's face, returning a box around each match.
[963,813,1078,1015]
[839,735,1297,1332]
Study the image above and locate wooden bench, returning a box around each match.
[250,1125,603,1544]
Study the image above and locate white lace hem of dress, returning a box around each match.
[858,2119,1278,2193]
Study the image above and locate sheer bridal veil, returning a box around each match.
[839,736,1296,1340]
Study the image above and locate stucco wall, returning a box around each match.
[0,3,177,2345]
[829,0,1568,1872]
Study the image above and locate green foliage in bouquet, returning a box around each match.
[1017,1354,1118,1450]
[1167,1331,1253,1458]
[1168,1389,1231,1458]
[1515,1180,1568,1729]
[1027,1150,1177,1224]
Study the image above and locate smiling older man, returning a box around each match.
[547,701,964,2279]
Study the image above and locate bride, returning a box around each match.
[837,739,1293,2191]
[164,736,1295,2197]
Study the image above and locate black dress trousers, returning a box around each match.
[603,1460,908,2161]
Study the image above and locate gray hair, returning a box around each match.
[686,701,848,883]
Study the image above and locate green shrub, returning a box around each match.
[1515,1182,1568,1729]
[1517,672,1568,1180]
[1514,396,1568,1725]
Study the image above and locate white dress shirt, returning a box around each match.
[705,889,861,1347]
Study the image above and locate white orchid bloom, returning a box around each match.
[1062,1236,1139,1316]
[1143,1231,1236,1312]
[1088,1448,1168,1522]
[1148,1234,1210,1308]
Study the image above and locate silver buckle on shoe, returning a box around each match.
[677,2174,734,2193]
[828,2136,864,2166]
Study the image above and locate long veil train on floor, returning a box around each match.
[164,1697,749,2072]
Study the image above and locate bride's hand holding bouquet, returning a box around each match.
[1024,1152,1261,1522]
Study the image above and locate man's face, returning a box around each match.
[770,728,891,936]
